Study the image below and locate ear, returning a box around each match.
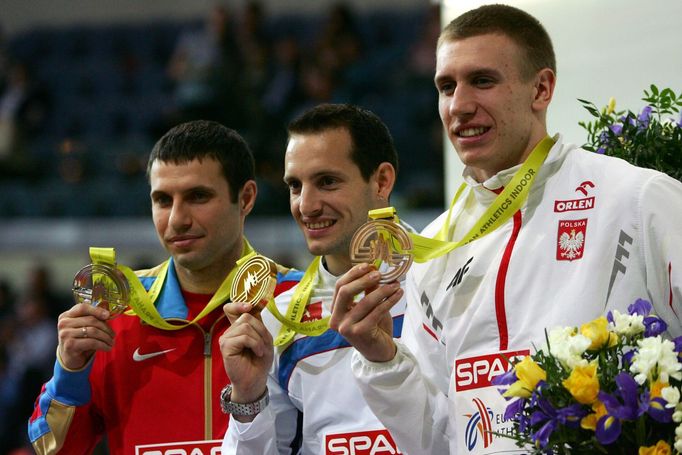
[238,180,257,217]
[531,68,556,112]
[372,162,396,203]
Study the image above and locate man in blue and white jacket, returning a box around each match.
[219,104,409,454]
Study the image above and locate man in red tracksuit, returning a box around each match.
[28,120,298,454]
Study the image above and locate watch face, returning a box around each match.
[230,255,278,313]
[350,219,413,283]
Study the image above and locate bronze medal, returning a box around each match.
[72,263,130,317]
[350,219,413,283]
[231,255,278,313]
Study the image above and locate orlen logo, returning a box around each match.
[326,429,402,455]
[553,196,595,213]
[136,440,221,455]
[455,350,530,392]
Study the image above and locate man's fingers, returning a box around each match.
[221,321,270,357]
[223,301,255,324]
[331,265,381,322]
[60,303,111,322]
[348,282,402,324]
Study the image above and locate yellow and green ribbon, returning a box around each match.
[269,256,330,347]
[386,135,554,262]
[89,239,255,330]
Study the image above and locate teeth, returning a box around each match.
[306,221,334,229]
[459,127,487,138]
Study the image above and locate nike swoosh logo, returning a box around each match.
[133,347,176,362]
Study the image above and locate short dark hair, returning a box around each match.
[439,4,556,80]
[287,104,399,181]
[147,120,255,203]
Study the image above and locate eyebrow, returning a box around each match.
[283,169,345,184]
[434,67,503,86]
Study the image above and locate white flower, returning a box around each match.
[608,309,645,336]
[663,386,682,408]
[676,423,682,452]
[674,403,682,423]
[547,326,590,369]
[629,336,682,385]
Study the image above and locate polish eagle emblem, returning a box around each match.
[558,229,584,260]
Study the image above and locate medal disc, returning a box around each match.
[72,263,130,317]
[350,219,413,283]
[231,255,278,312]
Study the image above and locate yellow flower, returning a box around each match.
[580,316,618,350]
[639,440,672,455]
[580,400,607,431]
[607,97,617,115]
[650,380,668,399]
[563,362,600,404]
[503,356,546,399]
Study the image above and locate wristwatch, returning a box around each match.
[219,384,269,416]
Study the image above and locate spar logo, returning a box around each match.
[463,398,494,451]
[325,429,402,455]
[135,440,221,455]
[454,350,529,392]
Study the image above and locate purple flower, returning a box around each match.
[595,373,646,444]
[622,349,635,368]
[609,124,623,136]
[491,368,517,386]
[643,315,667,337]
[638,105,653,128]
[596,414,621,445]
[647,397,674,423]
[628,298,652,316]
[528,398,586,448]
[503,397,525,419]
[677,111,682,128]
[673,336,682,354]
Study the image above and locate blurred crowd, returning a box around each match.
[0,2,443,218]
[0,267,70,453]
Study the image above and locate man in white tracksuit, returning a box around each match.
[219,104,408,454]
[330,4,682,454]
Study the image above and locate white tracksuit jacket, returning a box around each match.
[222,258,407,455]
[352,135,682,454]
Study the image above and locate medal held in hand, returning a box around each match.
[231,254,278,313]
[72,263,130,317]
[350,207,413,283]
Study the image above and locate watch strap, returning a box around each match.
[219,384,269,416]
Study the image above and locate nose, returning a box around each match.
[449,85,476,119]
[168,199,191,231]
[297,185,323,217]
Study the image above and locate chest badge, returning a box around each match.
[557,219,587,261]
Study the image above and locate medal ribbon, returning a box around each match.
[383,136,554,261]
[89,239,255,330]
[268,256,330,347]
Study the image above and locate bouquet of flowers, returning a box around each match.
[578,85,682,182]
[493,299,682,454]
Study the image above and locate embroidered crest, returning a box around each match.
[557,219,587,261]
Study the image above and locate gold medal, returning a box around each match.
[230,255,278,313]
[72,263,130,317]
[350,218,413,283]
